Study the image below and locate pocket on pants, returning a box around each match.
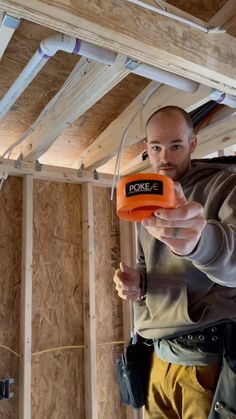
[189,363,221,395]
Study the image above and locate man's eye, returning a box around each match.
[171,145,182,150]
[152,146,161,152]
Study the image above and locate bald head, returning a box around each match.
[146,106,193,140]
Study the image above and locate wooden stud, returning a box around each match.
[119,220,144,419]
[19,175,33,419]
[82,183,98,419]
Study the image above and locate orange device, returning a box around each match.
[116,173,175,222]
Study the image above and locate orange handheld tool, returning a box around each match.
[116,173,175,222]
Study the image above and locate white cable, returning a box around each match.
[2,58,90,160]
[0,172,8,191]
[126,0,226,34]
[153,0,167,11]
[0,178,4,191]
[110,82,161,200]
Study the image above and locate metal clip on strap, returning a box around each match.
[215,401,236,419]
[0,378,14,400]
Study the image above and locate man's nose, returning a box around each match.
[160,148,170,162]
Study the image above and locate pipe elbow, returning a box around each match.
[40,33,77,57]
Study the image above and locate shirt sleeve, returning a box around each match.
[182,179,236,287]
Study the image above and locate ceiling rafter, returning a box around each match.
[0,0,236,94]
[21,54,131,162]
[77,84,211,171]
[116,1,236,175]
[207,0,236,34]
[194,114,236,158]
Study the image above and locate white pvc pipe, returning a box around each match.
[209,89,236,108]
[0,31,199,120]
[77,39,117,65]
[133,63,199,93]
[0,51,49,119]
[0,33,117,119]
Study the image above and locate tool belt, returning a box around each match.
[172,323,225,353]
[170,322,236,419]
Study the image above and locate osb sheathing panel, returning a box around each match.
[0,176,22,418]
[32,180,84,419]
[93,187,125,419]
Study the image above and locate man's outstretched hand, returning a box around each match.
[142,182,206,256]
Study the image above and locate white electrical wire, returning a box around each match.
[0,171,8,191]
[126,0,226,34]
[153,0,167,11]
[110,82,161,200]
[2,57,91,160]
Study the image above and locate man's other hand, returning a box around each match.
[113,262,141,300]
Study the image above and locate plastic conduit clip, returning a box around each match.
[116,173,175,222]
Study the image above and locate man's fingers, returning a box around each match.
[145,225,198,241]
[118,288,141,300]
[152,201,203,221]
[143,216,204,228]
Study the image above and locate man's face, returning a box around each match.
[145,111,197,180]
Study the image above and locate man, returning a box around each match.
[113,106,236,418]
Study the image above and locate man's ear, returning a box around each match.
[190,136,197,154]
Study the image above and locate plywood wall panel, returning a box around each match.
[93,187,125,419]
[0,176,22,418]
[32,180,84,419]
[97,346,125,419]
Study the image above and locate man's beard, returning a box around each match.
[155,163,187,181]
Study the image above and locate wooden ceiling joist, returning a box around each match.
[194,114,236,158]
[1,1,236,95]
[77,83,212,171]
[21,54,131,162]
[208,0,236,35]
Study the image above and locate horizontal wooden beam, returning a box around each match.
[193,114,236,158]
[22,54,130,161]
[75,84,211,170]
[1,0,236,95]
[0,157,113,186]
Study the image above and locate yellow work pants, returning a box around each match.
[145,353,221,419]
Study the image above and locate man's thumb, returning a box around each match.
[174,182,187,206]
